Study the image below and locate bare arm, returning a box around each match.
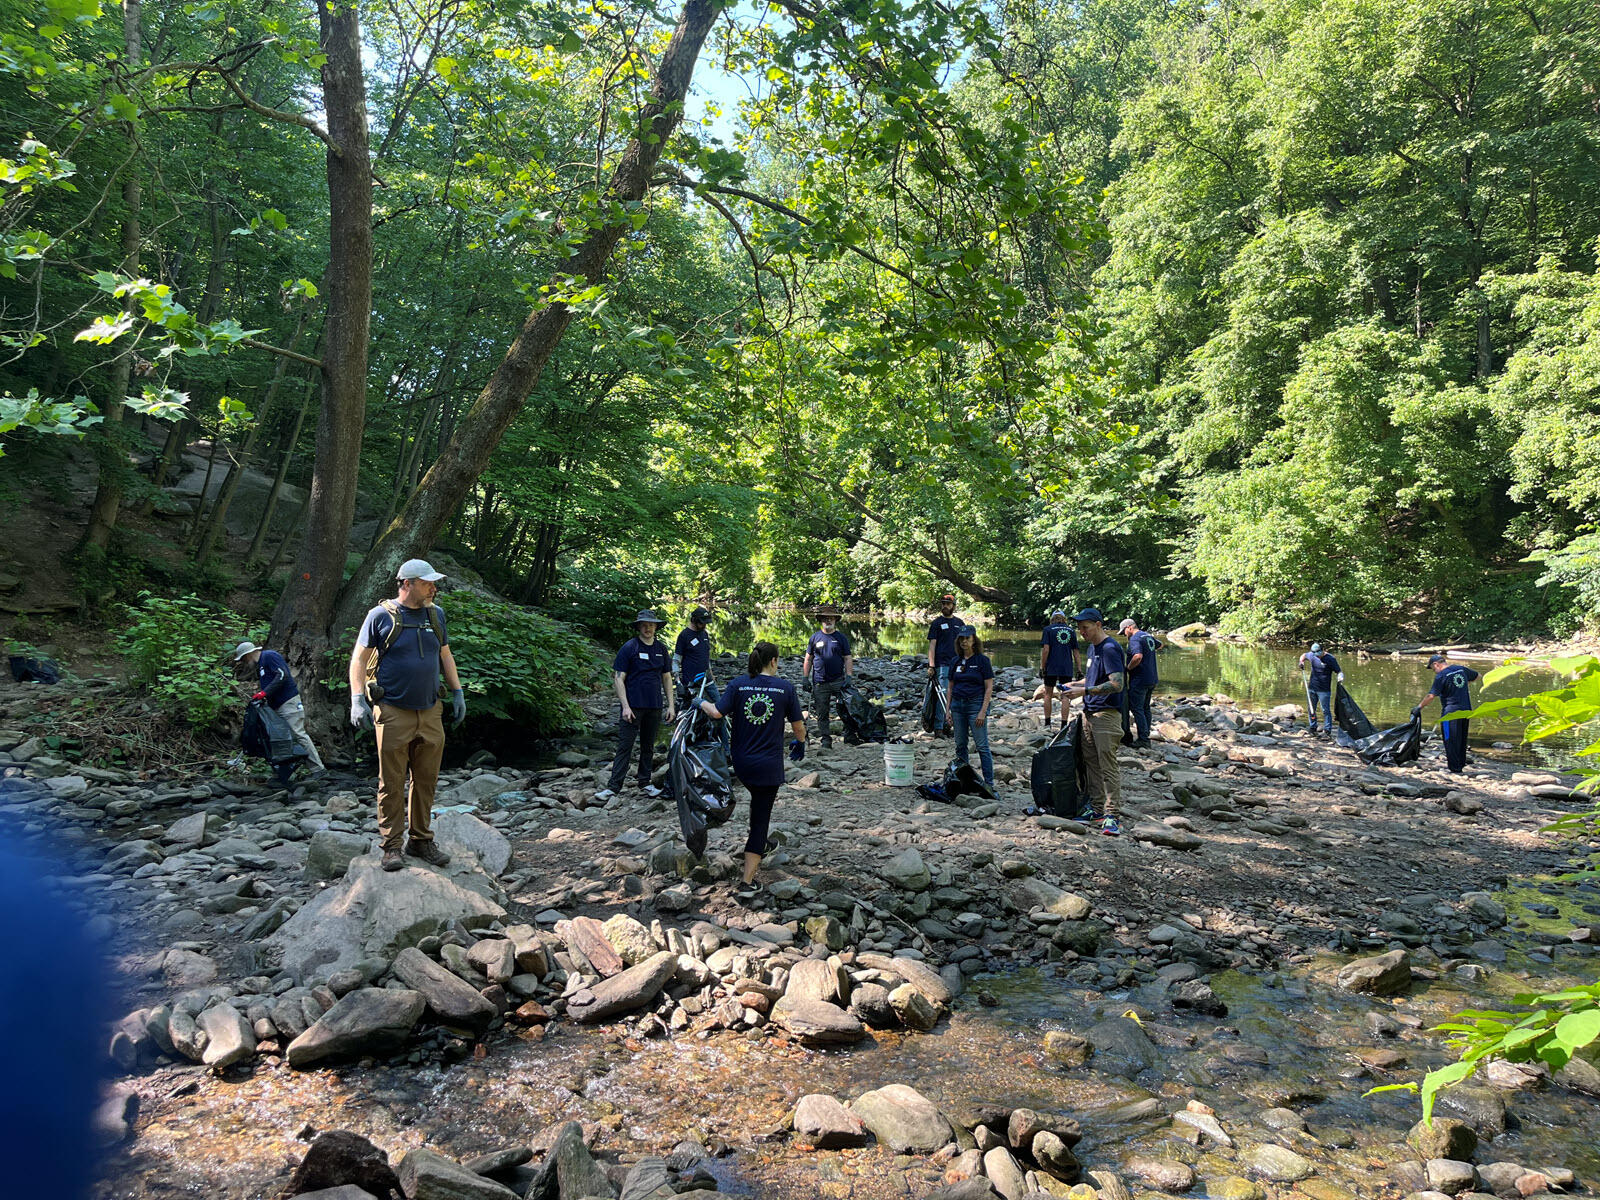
[348,644,375,701]
[439,645,462,691]
[843,654,854,677]
[614,670,634,722]
[801,652,813,678]
[699,699,723,719]
[977,677,993,722]
[789,718,807,743]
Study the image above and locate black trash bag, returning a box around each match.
[942,759,996,802]
[1350,714,1422,766]
[916,782,949,804]
[1030,715,1086,815]
[920,676,941,733]
[840,682,888,745]
[668,704,735,858]
[1334,688,1377,739]
[8,655,61,684]
[241,698,307,765]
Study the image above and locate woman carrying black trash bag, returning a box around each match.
[698,641,806,897]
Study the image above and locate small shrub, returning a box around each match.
[117,592,255,727]
[442,592,607,733]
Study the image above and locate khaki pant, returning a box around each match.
[375,701,444,849]
[1082,709,1122,816]
[275,696,324,771]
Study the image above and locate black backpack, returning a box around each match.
[1030,715,1086,815]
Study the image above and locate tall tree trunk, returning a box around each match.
[138,415,189,516]
[270,0,374,695]
[248,372,315,564]
[80,0,143,555]
[195,312,310,561]
[333,0,719,633]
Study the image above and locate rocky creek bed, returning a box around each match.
[1,654,1597,1200]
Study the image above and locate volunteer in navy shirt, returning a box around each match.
[1416,653,1480,773]
[1038,607,1079,728]
[1298,642,1345,738]
[348,558,465,871]
[925,592,964,730]
[674,606,714,702]
[700,641,807,889]
[1063,607,1126,835]
[802,606,853,749]
[600,609,675,800]
[1119,617,1161,748]
[233,639,324,772]
[949,627,996,789]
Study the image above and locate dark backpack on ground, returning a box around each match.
[242,697,307,765]
[8,655,61,684]
[1030,715,1086,815]
[668,705,735,858]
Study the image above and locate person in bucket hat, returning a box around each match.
[802,604,853,749]
[596,609,676,802]
[347,558,465,871]
[233,639,324,773]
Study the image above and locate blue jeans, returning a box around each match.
[1310,690,1332,733]
[1128,682,1153,740]
[950,695,993,787]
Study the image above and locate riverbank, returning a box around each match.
[2,656,1597,1200]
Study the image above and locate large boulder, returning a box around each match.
[391,948,496,1032]
[286,988,426,1068]
[567,951,678,1024]
[847,1083,953,1153]
[268,851,505,979]
[282,1130,401,1198]
[196,1004,255,1068]
[530,1122,616,1200]
[1336,949,1411,996]
[433,811,512,876]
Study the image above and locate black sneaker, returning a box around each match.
[405,839,451,867]
[1135,738,1153,749]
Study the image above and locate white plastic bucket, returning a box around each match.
[883,742,915,786]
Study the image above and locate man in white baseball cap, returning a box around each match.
[233,638,324,773]
[347,557,466,871]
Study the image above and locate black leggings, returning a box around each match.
[744,782,779,856]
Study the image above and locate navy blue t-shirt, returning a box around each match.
[613,636,670,710]
[927,615,964,667]
[949,653,994,703]
[1304,651,1341,692]
[1082,635,1127,714]
[358,603,450,711]
[257,648,299,707]
[807,629,852,683]
[1127,631,1160,686]
[718,674,803,787]
[675,626,712,688]
[1430,664,1480,713]
[1041,623,1078,678]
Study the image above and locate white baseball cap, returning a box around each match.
[232,640,261,662]
[396,558,445,582]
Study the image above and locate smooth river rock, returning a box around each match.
[1336,949,1412,995]
[287,988,426,1068]
[848,1083,953,1153]
[567,951,678,1024]
[391,947,496,1032]
[771,995,867,1045]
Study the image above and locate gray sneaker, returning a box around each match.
[405,839,451,867]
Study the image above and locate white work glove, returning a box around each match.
[350,695,373,729]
